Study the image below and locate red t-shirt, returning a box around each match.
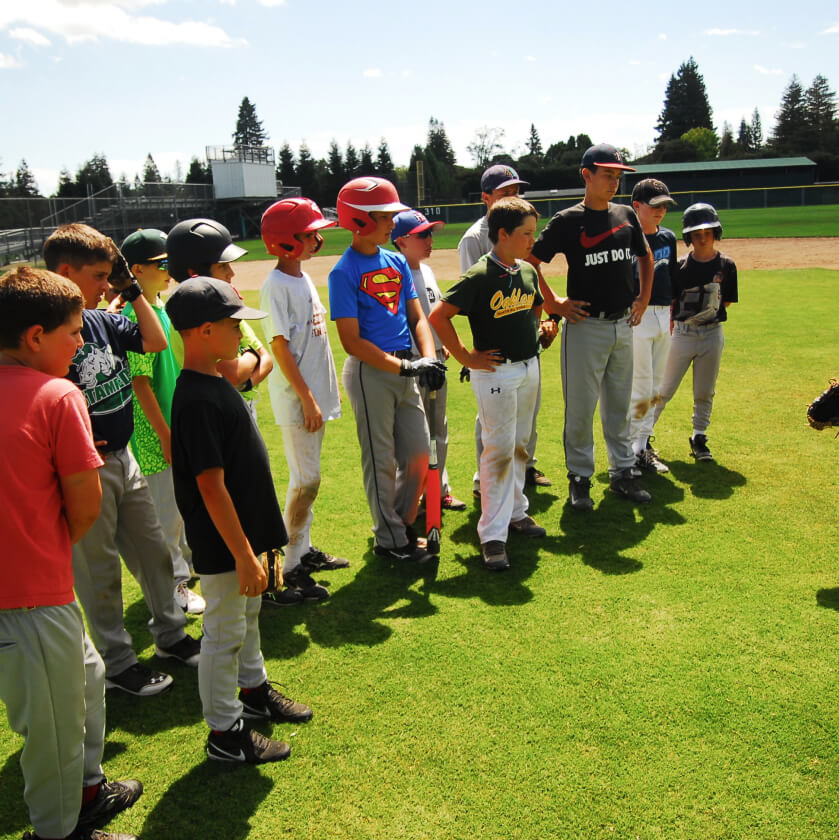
[0,367,103,609]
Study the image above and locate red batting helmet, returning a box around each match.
[261,198,335,259]
[336,177,409,235]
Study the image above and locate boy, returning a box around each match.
[651,202,738,462]
[527,143,654,511]
[391,209,465,511]
[45,223,200,697]
[430,197,554,571]
[329,177,445,563]
[628,179,679,474]
[0,266,142,840]
[165,217,273,412]
[458,164,551,491]
[166,276,312,764]
[120,229,205,614]
[259,198,349,606]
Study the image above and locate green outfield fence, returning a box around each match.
[419,182,839,225]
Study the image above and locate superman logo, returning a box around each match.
[360,266,402,314]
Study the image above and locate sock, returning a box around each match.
[692,430,705,440]
[81,783,100,806]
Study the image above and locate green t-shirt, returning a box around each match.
[443,255,542,363]
[125,299,180,475]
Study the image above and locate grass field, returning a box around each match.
[237,203,839,261]
[2,267,839,839]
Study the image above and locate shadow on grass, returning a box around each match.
[666,459,747,500]
[0,746,25,837]
[816,587,839,611]
[141,759,273,840]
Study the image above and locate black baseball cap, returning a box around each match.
[632,178,677,207]
[165,276,266,331]
[481,164,530,194]
[121,229,167,266]
[580,143,635,172]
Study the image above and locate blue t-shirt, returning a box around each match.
[67,309,144,453]
[633,226,678,306]
[328,247,418,352]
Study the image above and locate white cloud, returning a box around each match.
[705,28,759,36]
[629,59,641,65]
[525,55,536,62]
[9,27,52,46]
[363,68,381,78]
[658,33,666,40]
[0,1,245,48]
[822,24,839,34]
[754,64,783,75]
[258,0,286,6]
[0,52,22,68]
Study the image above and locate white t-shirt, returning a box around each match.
[409,263,443,356]
[261,267,341,426]
[457,215,490,274]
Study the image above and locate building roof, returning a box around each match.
[630,157,815,174]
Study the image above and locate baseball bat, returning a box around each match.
[425,389,441,555]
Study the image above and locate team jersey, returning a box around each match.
[409,263,444,355]
[634,226,678,306]
[531,202,649,314]
[328,247,418,352]
[443,255,542,363]
[672,252,738,324]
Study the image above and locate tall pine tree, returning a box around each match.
[360,143,374,173]
[277,144,296,185]
[344,142,360,178]
[770,75,807,154]
[526,124,543,157]
[142,153,162,183]
[376,138,395,180]
[75,153,113,193]
[14,159,39,196]
[655,57,714,142]
[426,117,456,166]
[804,74,837,151]
[232,96,268,148]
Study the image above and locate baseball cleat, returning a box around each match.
[283,564,329,601]
[508,515,546,538]
[155,634,201,667]
[239,681,312,723]
[609,470,652,503]
[206,718,290,764]
[301,546,350,570]
[480,541,510,571]
[689,434,714,461]
[635,448,670,474]
[525,466,552,487]
[568,474,594,512]
[262,587,305,606]
[174,582,206,614]
[77,779,143,832]
[374,543,433,563]
[105,663,173,696]
[441,493,467,511]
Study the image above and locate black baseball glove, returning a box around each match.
[807,378,839,431]
[400,357,447,391]
[259,549,284,593]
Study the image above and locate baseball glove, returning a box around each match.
[807,378,839,431]
[259,549,284,593]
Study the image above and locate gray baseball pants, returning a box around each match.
[561,316,636,478]
[0,603,105,839]
[653,321,724,433]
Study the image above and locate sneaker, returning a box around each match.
[77,779,143,831]
[480,541,510,571]
[508,515,546,538]
[441,493,467,511]
[301,545,350,571]
[690,434,714,461]
[206,718,290,764]
[568,474,594,512]
[262,588,304,607]
[525,466,552,487]
[239,681,313,723]
[174,582,206,614]
[105,663,173,696]
[635,448,670,474]
[283,564,329,601]
[155,634,201,667]
[373,543,432,563]
[609,470,653,503]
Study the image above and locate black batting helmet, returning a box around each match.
[166,218,246,282]
[681,203,722,246]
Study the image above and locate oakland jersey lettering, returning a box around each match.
[490,287,536,319]
[360,266,402,314]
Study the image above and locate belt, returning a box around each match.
[390,348,413,360]
[593,308,629,321]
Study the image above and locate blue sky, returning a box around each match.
[1,0,837,195]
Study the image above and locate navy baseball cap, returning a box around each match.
[121,229,167,266]
[390,210,444,244]
[580,144,635,172]
[480,164,529,194]
[631,178,677,207]
[165,276,266,331]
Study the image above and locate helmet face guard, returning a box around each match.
[336,177,409,235]
[682,202,722,245]
[261,198,334,259]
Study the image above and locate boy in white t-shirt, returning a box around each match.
[391,210,465,512]
[259,199,349,606]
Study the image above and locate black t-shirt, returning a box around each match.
[171,370,287,574]
[443,255,542,362]
[67,309,144,452]
[634,227,678,306]
[672,252,738,324]
[531,202,649,314]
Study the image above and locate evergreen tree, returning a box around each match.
[344,142,360,177]
[526,124,543,157]
[296,143,317,198]
[185,157,211,184]
[804,74,837,151]
[75,153,113,193]
[718,122,737,157]
[655,57,714,142]
[56,167,76,197]
[360,143,374,173]
[277,143,296,184]
[750,108,763,151]
[737,119,753,153]
[142,153,162,183]
[232,96,268,148]
[771,75,807,154]
[327,140,344,179]
[426,117,456,166]
[13,159,39,196]
[376,138,396,180]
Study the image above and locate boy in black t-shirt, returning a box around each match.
[430,197,557,571]
[167,276,312,764]
[527,144,654,512]
[651,203,738,463]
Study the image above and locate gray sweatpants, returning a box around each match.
[561,316,635,478]
[342,356,429,549]
[653,321,724,433]
[72,447,186,677]
[0,603,105,839]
